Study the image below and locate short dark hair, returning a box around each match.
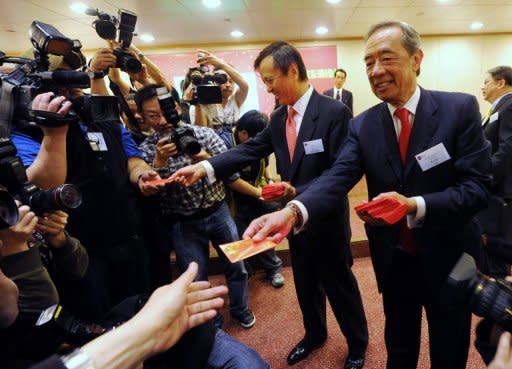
[334,68,346,78]
[253,41,308,81]
[366,21,421,76]
[488,66,512,86]
[236,110,269,137]
[134,84,161,112]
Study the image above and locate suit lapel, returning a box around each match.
[404,88,438,178]
[289,91,320,180]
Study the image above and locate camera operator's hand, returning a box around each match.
[0,204,38,257]
[90,48,116,73]
[36,210,68,248]
[31,92,72,135]
[138,170,163,196]
[196,49,225,69]
[154,137,178,168]
[128,63,150,87]
[489,332,512,369]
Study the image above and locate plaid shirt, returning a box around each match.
[139,123,238,216]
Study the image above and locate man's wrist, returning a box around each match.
[285,203,303,228]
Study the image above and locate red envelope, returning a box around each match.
[354,198,407,225]
[219,239,279,263]
[145,177,175,187]
[261,183,285,200]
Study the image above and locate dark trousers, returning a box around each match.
[289,232,368,356]
[382,250,472,369]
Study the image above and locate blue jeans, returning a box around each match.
[206,329,269,369]
[172,202,249,316]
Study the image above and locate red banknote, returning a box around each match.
[261,183,285,200]
[220,239,279,263]
[354,198,407,225]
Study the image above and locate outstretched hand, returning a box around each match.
[489,332,512,369]
[243,207,296,244]
[170,163,207,187]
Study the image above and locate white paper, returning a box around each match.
[415,142,451,171]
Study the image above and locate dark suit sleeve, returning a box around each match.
[421,95,491,226]
[491,104,512,183]
[296,119,364,219]
[347,91,353,113]
[209,126,274,179]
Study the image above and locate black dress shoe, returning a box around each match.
[287,338,325,365]
[343,355,365,369]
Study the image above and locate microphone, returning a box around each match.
[33,71,90,88]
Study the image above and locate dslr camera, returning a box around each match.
[187,67,226,105]
[87,8,142,74]
[155,86,201,156]
[446,252,512,331]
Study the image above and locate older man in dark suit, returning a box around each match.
[242,22,492,369]
[323,68,353,113]
[171,40,368,369]
[478,65,512,277]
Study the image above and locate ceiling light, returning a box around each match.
[326,0,341,3]
[316,26,328,35]
[202,0,221,8]
[140,34,155,42]
[70,2,88,14]
[470,21,483,30]
[230,30,244,38]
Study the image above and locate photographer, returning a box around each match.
[189,50,248,148]
[136,84,258,329]
[11,48,161,321]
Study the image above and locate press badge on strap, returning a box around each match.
[87,132,108,151]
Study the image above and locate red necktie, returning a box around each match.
[394,107,417,254]
[395,107,411,163]
[286,107,297,160]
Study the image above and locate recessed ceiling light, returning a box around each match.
[230,30,244,38]
[316,26,329,35]
[140,33,155,42]
[326,0,341,3]
[70,2,88,14]
[470,21,483,30]
[202,0,221,8]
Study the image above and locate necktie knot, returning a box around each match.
[394,107,410,125]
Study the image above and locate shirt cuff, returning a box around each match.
[407,196,425,228]
[288,200,309,233]
[201,160,216,185]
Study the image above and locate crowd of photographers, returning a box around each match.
[2,11,512,369]
[0,12,276,369]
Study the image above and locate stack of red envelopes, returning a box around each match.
[220,239,279,263]
[354,198,408,225]
[261,183,285,200]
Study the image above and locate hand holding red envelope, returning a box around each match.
[354,197,408,225]
[145,176,176,187]
[219,238,279,263]
[261,183,285,200]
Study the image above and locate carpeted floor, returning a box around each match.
[211,257,487,369]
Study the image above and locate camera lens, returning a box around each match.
[0,190,19,229]
[56,184,82,210]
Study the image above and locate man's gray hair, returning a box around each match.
[366,21,421,56]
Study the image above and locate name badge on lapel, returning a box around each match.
[415,142,450,172]
[87,132,108,152]
[303,139,324,155]
[490,112,499,124]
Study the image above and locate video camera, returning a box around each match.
[155,86,201,156]
[0,21,90,132]
[86,8,142,74]
[187,67,225,105]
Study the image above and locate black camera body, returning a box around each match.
[87,8,141,73]
[155,86,201,156]
[187,67,225,105]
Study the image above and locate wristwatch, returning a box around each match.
[87,69,105,80]
[286,202,303,228]
[60,348,95,369]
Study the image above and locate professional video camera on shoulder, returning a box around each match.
[187,65,226,105]
[155,86,201,156]
[86,7,142,74]
[0,21,89,132]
